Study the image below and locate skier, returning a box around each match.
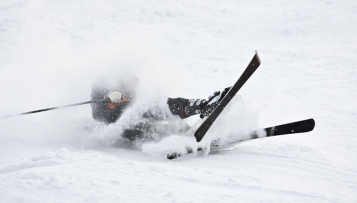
[90,73,230,142]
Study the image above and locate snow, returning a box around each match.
[1,0,357,202]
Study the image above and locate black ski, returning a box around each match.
[195,52,261,142]
[252,118,315,138]
[212,118,315,151]
[168,118,315,159]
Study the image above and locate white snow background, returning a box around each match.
[0,0,356,202]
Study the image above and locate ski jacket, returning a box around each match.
[90,75,190,142]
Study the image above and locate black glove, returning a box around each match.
[198,87,230,118]
[167,87,231,119]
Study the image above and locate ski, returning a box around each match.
[252,118,315,138]
[211,118,315,151]
[195,52,261,142]
[168,118,315,159]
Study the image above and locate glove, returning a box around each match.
[184,88,226,119]
[167,87,231,119]
[199,87,230,118]
[107,91,122,103]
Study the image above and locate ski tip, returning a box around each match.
[255,50,261,64]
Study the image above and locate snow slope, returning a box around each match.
[1,0,357,202]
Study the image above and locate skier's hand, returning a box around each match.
[107,91,122,103]
[200,87,231,118]
[167,87,231,119]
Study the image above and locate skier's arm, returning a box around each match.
[91,103,110,122]
[167,98,192,118]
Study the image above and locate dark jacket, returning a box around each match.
[90,75,190,142]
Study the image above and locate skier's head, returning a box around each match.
[92,72,140,101]
[90,72,140,123]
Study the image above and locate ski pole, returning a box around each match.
[0,99,109,119]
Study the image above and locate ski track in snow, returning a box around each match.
[1,0,357,202]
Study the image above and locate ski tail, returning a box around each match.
[194,52,261,142]
[265,118,315,137]
[251,118,315,139]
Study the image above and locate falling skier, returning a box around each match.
[0,52,315,159]
[90,73,230,143]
